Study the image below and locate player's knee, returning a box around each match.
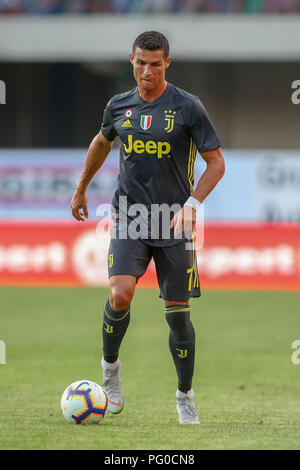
[109,286,132,311]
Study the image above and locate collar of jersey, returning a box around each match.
[135,82,171,105]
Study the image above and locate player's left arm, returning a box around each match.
[192,146,225,203]
[170,147,225,236]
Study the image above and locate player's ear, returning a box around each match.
[129,53,134,65]
[165,57,172,69]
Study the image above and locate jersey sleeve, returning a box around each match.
[187,98,221,153]
[101,100,118,141]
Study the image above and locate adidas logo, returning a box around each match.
[121,119,132,128]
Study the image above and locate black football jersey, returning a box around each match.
[101,82,221,246]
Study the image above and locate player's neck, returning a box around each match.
[137,80,168,103]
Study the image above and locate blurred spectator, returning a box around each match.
[30,0,66,13]
[204,0,241,13]
[65,0,87,13]
[264,0,300,12]
[243,0,263,13]
[128,0,175,13]
[0,0,25,13]
[182,0,207,13]
[84,0,112,13]
[110,0,131,13]
[39,0,66,13]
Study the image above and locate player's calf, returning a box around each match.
[101,300,129,414]
[165,304,199,424]
[165,305,195,393]
[102,299,130,363]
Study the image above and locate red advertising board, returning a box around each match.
[0,221,300,290]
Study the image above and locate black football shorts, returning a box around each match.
[107,236,201,301]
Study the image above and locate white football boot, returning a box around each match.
[176,389,200,424]
[101,357,124,414]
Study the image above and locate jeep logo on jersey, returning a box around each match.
[123,135,171,159]
[140,115,152,130]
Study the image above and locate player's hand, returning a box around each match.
[71,189,89,222]
[170,205,196,238]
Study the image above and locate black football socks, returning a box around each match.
[165,305,195,393]
[102,299,130,364]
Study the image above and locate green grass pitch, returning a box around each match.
[1,286,300,450]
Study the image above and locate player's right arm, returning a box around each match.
[71,131,114,221]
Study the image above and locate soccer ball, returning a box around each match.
[61,380,108,425]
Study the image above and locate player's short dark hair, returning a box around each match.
[132,31,169,59]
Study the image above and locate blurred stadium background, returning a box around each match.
[0,0,299,290]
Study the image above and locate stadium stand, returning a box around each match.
[0,0,299,14]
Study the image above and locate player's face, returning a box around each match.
[130,48,171,92]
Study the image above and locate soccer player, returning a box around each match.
[71,31,225,424]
